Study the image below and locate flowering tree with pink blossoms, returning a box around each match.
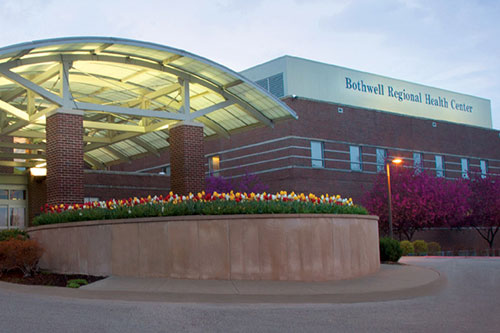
[363,165,470,240]
[463,173,500,249]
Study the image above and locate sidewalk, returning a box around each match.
[0,262,445,304]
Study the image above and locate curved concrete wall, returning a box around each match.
[28,214,380,281]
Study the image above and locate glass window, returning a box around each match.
[461,158,469,179]
[209,156,220,176]
[0,205,7,228]
[9,190,26,200]
[480,160,488,178]
[0,189,8,200]
[311,141,324,168]
[413,152,423,173]
[376,148,387,172]
[435,155,444,177]
[350,146,362,171]
[9,207,25,228]
[159,166,171,176]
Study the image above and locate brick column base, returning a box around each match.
[170,122,205,195]
[46,112,84,205]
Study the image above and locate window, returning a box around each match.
[84,197,99,203]
[435,155,444,177]
[413,152,423,172]
[160,166,171,176]
[310,141,324,168]
[0,185,27,229]
[13,137,27,174]
[461,158,469,179]
[9,190,26,200]
[209,156,220,176]
[350,146,362,171]
[376,148,387,172]
[9,208,25,228]
[480,160,488,178]
[0,205,7,228]
[0,190,8,200]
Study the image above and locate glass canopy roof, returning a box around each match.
[0,37,297,169]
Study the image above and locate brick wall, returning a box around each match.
[110,97,499,203]
[169,123,205,195]
[84,171,170,200]
[46,112,84,205]
[413,228,500,254]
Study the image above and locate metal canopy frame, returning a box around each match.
[0,37,297,169]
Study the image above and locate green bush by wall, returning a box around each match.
[380,237,403,262]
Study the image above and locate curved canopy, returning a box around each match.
[0,37,297,169]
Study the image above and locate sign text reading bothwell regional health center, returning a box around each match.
[345,77,473,113]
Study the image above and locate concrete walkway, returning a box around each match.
[0,262,444,303]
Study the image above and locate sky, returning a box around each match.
[0,0,499,129]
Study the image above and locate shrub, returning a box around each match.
[206,176,233,194]
[206,170,269,194]
[412,240,428,255]
[427,241,441,254]
[379,237,402,262]
[0,229,29,241]
[400,240,414,256]
[0,238,43,276]
[66,278,88,288]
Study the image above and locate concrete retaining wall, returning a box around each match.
[28,214,380,281]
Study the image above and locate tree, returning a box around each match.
[463,173,500,249]
[363,165,470,240]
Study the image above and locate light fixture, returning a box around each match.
[30,167,47,177]
[386,157,403,239]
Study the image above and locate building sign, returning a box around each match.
[241,56,492,128]
[345,77,474,114]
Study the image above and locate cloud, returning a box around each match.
[0,0,499,128]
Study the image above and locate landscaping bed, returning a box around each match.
[0,270,105,287]
[34,191,365,226]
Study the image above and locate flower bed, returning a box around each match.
[33,191,367,226]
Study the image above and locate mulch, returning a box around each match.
[0,270,105,287]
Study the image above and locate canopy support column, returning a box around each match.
[46,109,84,205]
[169,121,205,195]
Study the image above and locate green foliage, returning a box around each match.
[427,241,441,254]
[66,278,88,288]
[379,237,402,262]
[400,240,414,256]
[33,201,369,226]
[412,240,428,255]
[0,229,29,241]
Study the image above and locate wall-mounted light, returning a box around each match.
[30,167,47,177]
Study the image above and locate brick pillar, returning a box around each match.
[46,112,84,205]
[170,122,205,195]
[27,175,47,225]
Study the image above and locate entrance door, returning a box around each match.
[0,185,27,230]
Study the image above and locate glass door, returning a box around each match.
[0,185,27,230]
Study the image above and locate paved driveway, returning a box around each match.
[1,257,499,332]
